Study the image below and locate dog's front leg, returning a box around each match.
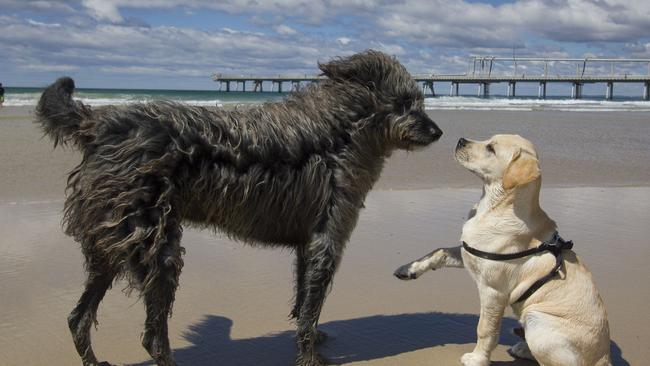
[394,246,463,280]
[295,230,342,366]
[461,287,508,366]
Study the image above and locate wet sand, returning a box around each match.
[2,106,650,203]
[0,106,649,365]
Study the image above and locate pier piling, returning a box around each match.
[571,82,582,99]
[507,82,516,98]
[606,82,614,100]
[273,81,283,93]
[478,82,490,98]
[538,82,547,99]
[421,81,435,96]
[450,82,459,96]
[252,80,263,92]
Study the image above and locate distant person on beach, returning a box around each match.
[0,83,5,108]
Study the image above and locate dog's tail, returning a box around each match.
[36,77,92,148]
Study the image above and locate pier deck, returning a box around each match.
[212,57,650,100]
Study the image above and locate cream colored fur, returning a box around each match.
[395,134,611,366]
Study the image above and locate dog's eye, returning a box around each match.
[486,144,495,154]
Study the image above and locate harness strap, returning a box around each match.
[462,232,573,304]
[462,242,543,260]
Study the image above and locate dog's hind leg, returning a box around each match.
[394,246,463,280]
[508,341,535,361]
[139,215,184,366]
[68,265,115,366]
[291,245,328,345]
[291,245,307,320]
[142,282,178,366]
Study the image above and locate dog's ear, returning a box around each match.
[318,50,391,86]
[502,149,540,190]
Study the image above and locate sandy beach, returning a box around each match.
[1,105,649,365]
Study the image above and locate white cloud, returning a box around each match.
[221,27,238,34]
[374,42,405,56]
[76,0,333,24]
[498,0,650,42]
[376,0,650,46]
[9,0,650,45]
[26,18,61,27]
[1,0,650,87]
[337,37,351,45]
[0,0,77,12]
[100,65,207,77]
[20,63,79,72]
[624,42,650,58]
[82,0,123,22]
[274,24,297,35]
[0,14,341,84]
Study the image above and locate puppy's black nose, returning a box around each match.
[457,138,468,149]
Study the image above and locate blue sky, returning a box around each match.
[1,0,649,90]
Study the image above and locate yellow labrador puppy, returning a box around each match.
[394,135,611,366]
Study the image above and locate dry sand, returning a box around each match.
[0,106,648,365]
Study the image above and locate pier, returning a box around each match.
[213,57,650,100]
[212,74,323,94]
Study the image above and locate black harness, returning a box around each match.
[462,232,574,304]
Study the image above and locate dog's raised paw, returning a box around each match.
[393,264,417,280]
[460,352,489,366]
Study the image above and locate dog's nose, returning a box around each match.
[431,127,443,141]
[457,138,468,149]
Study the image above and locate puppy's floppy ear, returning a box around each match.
[502,149,540,190]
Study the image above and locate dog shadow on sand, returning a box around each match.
[131,312,629,366]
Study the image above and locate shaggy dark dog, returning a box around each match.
[36,50,442,366]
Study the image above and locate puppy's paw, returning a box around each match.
[460,352,490,366]
[393,263,420,280]
[508,341,535,361]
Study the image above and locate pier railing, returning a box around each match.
[213,57,650,100]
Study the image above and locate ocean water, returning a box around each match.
[424,96,650,112]
[4,87,284,107]
[5,86,650,112]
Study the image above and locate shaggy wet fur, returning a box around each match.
[36,50,442,366]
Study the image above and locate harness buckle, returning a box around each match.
[539,232,573,254]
